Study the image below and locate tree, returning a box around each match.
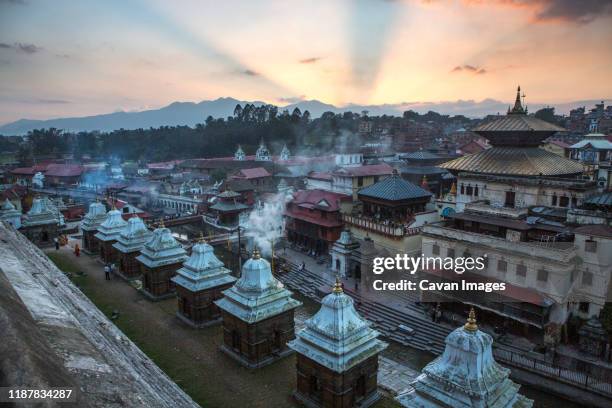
[233,104,243,119]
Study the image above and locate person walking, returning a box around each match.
[74,243,80,257]
[54,237,59,250]
[104,264,111,281]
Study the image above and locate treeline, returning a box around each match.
[11,105,474,164]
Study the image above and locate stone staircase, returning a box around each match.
[276,261,450,356]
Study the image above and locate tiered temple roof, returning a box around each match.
[22,197,58,227]
[397,309,533,408]
[172,238,236,292]
[288,279,387,372]
[94,208,128,242]
[135,224,187,268]
[358,170,432,202]
[215,249,301,323]
[112,216,152,254]
[441,87,583,177]
[80,201,107,232]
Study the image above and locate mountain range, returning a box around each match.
[0,97,606,135]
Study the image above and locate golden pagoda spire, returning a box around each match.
[332,276,343,294]
[508,85,526,115]
[464,307,478,332]
[449,182,457,195]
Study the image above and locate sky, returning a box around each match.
[0,0,611,124]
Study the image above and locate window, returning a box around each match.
[551,194,557,206]
[537,268,549,282]
[460,184,465,195]
[504,191,515,208]
[497,259,507,273]
[432,244,440,256]
[585,239,597,253]
[516,264,527,277]
[571,197,577,207]
[579,302,590,313]
[357,176,363,187]
[466,185,473,195]
[559,196,569,207]
[447,248,455,258]
[582,270,593,286]
[474,186,479,197]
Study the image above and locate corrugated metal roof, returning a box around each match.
[358,173,432,201]
[585,192,612,206]
[440,147,584,176]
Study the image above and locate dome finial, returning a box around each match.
[332,276,343,294]
[252,246,261,259]
[464,307,478,332]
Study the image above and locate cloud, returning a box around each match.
[461,0,612,24]
[34,98,70,104]
[278,95,306,104]
[0,42,42,54]
[534,0,612,23]
[299,57,322,64]
[451,64,486,74]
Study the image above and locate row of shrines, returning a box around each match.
[73,199,534,407]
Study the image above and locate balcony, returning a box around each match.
[342,214,421,238]
[422,223,576,263]
[465,201,528,219]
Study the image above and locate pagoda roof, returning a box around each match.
[172,241,236,292]
[22,198,58,227]
[112,217,152,254]
[440,147,584,177]
[80,201,107,231]
[135,226,187,268]
[358,172,432,202]
[210,200,249,212]
[399,150,441,160]
[288,281,386,372]
[474,114,564,133]
[215,251,301,323]
[94,209,128,242]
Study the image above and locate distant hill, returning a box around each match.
[0,97,607,135]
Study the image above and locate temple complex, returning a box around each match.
[288,279,388,408]
[20,197,59,247]
[136,221,187,300]
[172,235,236,327]
[80,200,107,254]
[0,198,21,229]
[215,248,301,368]
[94,207,127,264]
[396,309,533,408]
[112,216,153,280]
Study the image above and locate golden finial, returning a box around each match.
[252,247,261,259]
[332,277,343,294]
[449,182,457,195]
[464,307,478,332]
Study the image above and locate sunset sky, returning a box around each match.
[1,0,611,124]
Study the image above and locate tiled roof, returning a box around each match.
[440,147,584,176]
[358,173,432,202]
[10,167,37,175]
[332,163,394,177]
[307,171,333,181]
[291,189,351,212]
[45,164,83,177]
[570,134,612,150]
[234,167,271,179]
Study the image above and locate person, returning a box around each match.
[74,243,80,257]
[54,237,59,250]
[110,263,116,278]
[104,264,111,280]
